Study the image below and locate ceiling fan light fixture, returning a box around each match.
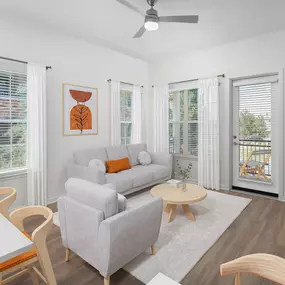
[144,20,159,31]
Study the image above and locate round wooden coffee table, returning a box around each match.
[151,183,207,223]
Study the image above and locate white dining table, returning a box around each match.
[0,213,34,263]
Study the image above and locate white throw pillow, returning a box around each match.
[138,151,151,166]
[88,159,106,173]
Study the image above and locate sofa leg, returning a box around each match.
[104,276,110,285]
[65,248,71,262]
[151,244,156,255]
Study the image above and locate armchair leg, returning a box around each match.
[151,244,156,255]
[104,276,110,285]
[65,248,71,262]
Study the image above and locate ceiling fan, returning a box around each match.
[116,0,199,38]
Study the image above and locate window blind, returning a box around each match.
[169,87,198,156]
[120,83,132,145]
[239,82,271,139]
[0,70,27,172]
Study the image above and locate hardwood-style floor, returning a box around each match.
[9,190,285,285]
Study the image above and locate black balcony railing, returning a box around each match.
[239,139,271,178]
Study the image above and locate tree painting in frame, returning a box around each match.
[63,83,98,136]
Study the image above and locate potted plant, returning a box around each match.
[175,160,192,191]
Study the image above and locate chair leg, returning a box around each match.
[65,248,71,262]
[104,276,110,285]
[28,267,39,285]
[151,244,156,255]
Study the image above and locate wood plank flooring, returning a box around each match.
[8,190,285,285]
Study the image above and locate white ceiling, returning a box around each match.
[1,0,285,62]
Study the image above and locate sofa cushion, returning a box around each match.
[127,143,147,166]
[105,172,133,193]
[106,157,131,174]
[138,151,151,166]
[65,178,118,219]
[134,164,169,181]
[74,148,108,166]
[88,159,106,173]
[124,166,153,187]
[106,146,129,161]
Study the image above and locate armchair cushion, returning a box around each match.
[65,178,118,219]
[117,194,127,212]
[127,143,147,166]
[100,183,127,212]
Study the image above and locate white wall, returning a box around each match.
[150,29,285,193]
[0,18,149,206]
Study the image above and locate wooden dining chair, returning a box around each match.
[220,253,285,285]
[0,187,16,219]
[0,206,57,285]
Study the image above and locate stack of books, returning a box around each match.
[166,179,181,187]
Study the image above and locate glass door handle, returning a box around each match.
[233,142,239,146]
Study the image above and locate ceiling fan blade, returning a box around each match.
[133,26,146,38]
[116,0,145,17]
[159,15,199,23]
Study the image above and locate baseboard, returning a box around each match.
[221,184,230,191]
[232,186,278,198]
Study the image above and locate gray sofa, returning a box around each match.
[67,143,173,195]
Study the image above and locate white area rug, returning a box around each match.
[123,190,251,284]
[53,190,251,284]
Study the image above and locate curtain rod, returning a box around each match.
[152,74,225,87]
[107,79,143,88]
[0,56,52,70]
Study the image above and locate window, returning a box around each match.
[169,86,198,156]
[0,70,27,172]
[120,83,132,145]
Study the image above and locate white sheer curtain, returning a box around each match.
[198,78,220,190]
[27,63,47,205]
[153,85,169,153]
[132,85,142,143]
[110,81,121,145]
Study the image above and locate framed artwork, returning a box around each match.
[62,83,98,136]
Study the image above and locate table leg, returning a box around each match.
[182,204,195,221]
[164,204,172,213]
[168,205,177,223]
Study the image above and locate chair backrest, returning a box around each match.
[65,178,118,218]
[58,178,119,269]
[0,187,16,219]
[9,206,57,285]
[220,253,285,285]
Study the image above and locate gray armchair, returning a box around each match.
[58,178,163,285]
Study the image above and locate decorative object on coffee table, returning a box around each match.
[62,83,98,136]
[151,183,207,223]
[175,160,192,191]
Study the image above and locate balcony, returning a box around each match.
[239,139,271,182]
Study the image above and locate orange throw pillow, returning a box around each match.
[106,157,131,174]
